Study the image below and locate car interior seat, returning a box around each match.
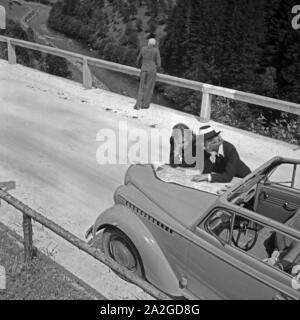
[275,208,300,270]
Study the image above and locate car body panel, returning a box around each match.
[88,157,300,299]
[224,156,300,203]
[124,164,218,228]
[186,229,277,299]
[113,184,189,235]
[91,204,187,297]
[185,226,299,300]
[255,183,300,223]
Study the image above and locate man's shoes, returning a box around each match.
[134,104,151,110]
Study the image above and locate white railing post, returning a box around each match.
[200,85,212,122]
[7,39,16,65]
[83,57,92,89]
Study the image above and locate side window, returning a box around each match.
[268,163,300,190]
[206,210,233,243]
[232,213,300,278]
[205,210,300,278]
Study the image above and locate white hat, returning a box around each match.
[199,125,221,141]
[148,38,156,46]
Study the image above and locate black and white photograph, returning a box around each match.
[0,0,300,306]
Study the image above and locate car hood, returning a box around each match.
[124,165,218,228]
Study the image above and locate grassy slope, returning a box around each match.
[0,222,105,300]
[0,0,31,21]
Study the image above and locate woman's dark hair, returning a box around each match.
[171,123,191,137]
[170,123,196,168]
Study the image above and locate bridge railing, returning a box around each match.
[1,35,300,121]
[0,187,170,300]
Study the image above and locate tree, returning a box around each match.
[42,55,71,78]
[103,42,116,60]
[110,44,124,63]
[135,17,143,32]
[122,48,138,66]
[1,19,34,67]
[121,22,139,49]
[260,0,300,103]
[161,0,190,76]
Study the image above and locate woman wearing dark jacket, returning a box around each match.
[169,123,210,172]
[170,124,194,168]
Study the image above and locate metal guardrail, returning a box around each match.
[1,35,300,121]
[0,188,171,300]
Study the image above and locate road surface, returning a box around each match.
[0,61,159,299]
[0,60,299,299]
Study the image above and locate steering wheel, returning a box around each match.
[232,218,258,251]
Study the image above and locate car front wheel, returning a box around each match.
[97,228,145,279]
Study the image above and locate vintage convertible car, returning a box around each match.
[86,157,300,300]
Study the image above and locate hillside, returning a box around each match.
[0,0,31,21]
[48,0,175,66]
[0,1,71,78]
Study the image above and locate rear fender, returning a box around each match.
[92,204,182,297]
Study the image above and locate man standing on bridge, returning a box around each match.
[134,36,161,110]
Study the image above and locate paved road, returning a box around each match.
[0,74,128,222]
[0,62,156,299]
[1,60,299,299]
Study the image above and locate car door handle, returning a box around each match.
[283,203,296,212]
[260,192,269,200]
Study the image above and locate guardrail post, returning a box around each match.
[83,57,92,89]
[7,40,17,65]
[23,214,33,263]
[200,86,212,122]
